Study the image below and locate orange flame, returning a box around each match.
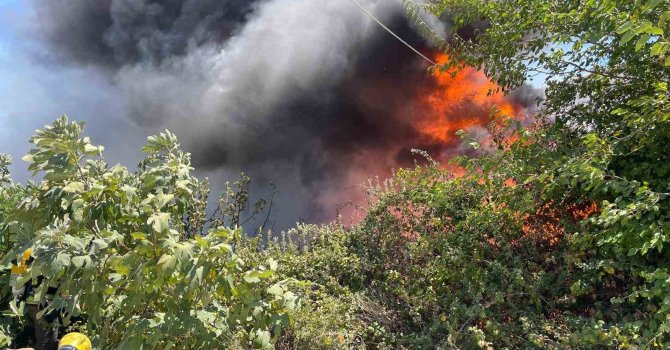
[415,54,520,158]
[322,53,529,223]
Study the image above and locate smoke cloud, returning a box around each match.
[29,0,535,227]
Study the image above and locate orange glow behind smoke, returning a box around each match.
[415,54,520,159]
[325,53,527,223]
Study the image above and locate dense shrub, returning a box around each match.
[237,224,368,349]
[0,118,299,349]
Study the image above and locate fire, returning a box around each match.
[415,54,520,160]
[323,53,529,223]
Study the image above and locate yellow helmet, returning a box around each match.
[22,248,32,261]
[58,332,92,350]
[10,248,33,275]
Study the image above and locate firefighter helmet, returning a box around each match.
[58,332,92,350]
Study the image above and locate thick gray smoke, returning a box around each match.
[34,0,257,66]
[30,0,531,228]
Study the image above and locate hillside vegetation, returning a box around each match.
[2,0,670,348]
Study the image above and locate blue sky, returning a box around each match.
[0,0,144,183]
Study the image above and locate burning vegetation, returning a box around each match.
[30,0,540,225]
[3,0,667,349]
[417,53,521,157]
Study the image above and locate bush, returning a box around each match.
[0,117,300,349]
[237,224,367,349]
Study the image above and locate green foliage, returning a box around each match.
[397,0,670,347]
[0,154,28,347]
[0,155,11,187]
[346,163,580,348]
[0,316,14,348]
[237,224,368,349]
[405,0,670,89]
[1,116,300,349]
[209,173,274,233]
[2,1,669,348]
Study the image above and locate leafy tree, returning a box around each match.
[0,155,25,348]
[394,0,670,347]
[0,116,300,349]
